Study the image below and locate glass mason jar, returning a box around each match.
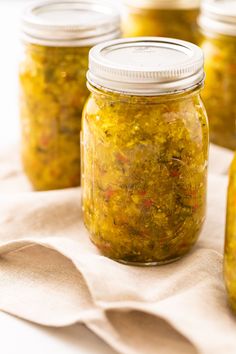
[81,38,209,265]
[122,0,200,43]
[19,0,120,191]
[199,0,236,150]
[225,153,236,313]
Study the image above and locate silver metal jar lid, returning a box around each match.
[87,37,205,96]
[123,0,200,10]
[21,0,121,47]
[198,0,236,37]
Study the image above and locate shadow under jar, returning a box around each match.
[122,0,200,44]
[199,0,236,150]
[19,0,120,191]
[81,38,209,265]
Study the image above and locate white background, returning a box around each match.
[0,1,25,148]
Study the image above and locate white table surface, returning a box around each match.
[0,2,118,353]
[0,312,118,354]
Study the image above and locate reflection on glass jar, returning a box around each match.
[225,153,236,313]
[82,38,209,265]
[19,0,120,191]
[199,0,236,150]
[122,0,200,43]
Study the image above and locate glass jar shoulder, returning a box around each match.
[201,34,236,69]
[20,43,90,115]
[200,33,236,149]
[201,34,236,94]
[20,43,90,76]
[84,90,208,151]
[123,7,199,42]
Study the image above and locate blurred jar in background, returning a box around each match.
[19,0,120,191]
[199,0,236,150]
[225,153,236,313]
[122,0,200,43]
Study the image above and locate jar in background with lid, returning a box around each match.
[81,38,209,265]
[199,0,236,150]
[122,0,200,43]
[224,153,236,313]
[20,0,120,191]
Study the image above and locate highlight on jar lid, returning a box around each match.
[87,37,205,95]
[123,0,200,9]
[21,0,121,47]
[199,0,236,36]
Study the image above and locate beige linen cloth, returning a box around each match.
[0,144,235,354]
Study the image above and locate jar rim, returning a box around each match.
[198,0,236,37]
[123,0,200,10]
[87,37,205,96]
[21,0,121,47]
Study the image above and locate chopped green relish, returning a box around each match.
[201,34,236,150]
[82,86,209,264]
[123,8,199,44]
[225,153,236,313]
[20,44,90,190]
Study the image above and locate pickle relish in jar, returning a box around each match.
[225,153,236,313]
[199,0,236,150]
[81,38,209,265]
[20,0,120,190]
[122,0,200,43]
